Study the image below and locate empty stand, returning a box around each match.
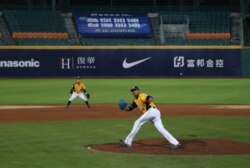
[81,38,153,46]
[3,10,71,45]
[185,33,231,39]
[15,38,72,46]
[0,14,13,45]
[12,32,68,39]
[148,15,161,45]
[4,10,66,33]
[161,10,234,45]
[0,6,242,46]
[165,39,231,45]
[64,16,80,45]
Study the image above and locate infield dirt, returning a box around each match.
[1,104,250,155]
[0,104,249,122]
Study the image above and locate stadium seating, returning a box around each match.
[185,33,231,39]
[0,39,5,45]
[2,10,71,45]
[81,38,153,46]
[4,10,66,33]
[15,38,72,46]
[165,39,231,45]
[161,10,233,45]
[12,32,69,39]
[188,11,230,33]
[0,38,12,45]
[161,15,187,24]
[71,6,239,14]
[0,33,6,45]
[0,6,240,46]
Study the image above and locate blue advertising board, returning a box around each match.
[73,13,152,37]
[0,49,241,77]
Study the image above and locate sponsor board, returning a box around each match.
[0,49,241,77]
[0,59,40,68]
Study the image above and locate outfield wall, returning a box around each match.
[241,48,250,77]
[0,46,246,77]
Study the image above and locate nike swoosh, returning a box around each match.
[122,57,152,69]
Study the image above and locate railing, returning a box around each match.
[0,5,54,11]
[70,6,240,13]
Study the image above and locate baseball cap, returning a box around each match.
[130,86,139,92]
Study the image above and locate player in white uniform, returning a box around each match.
[120,86,181,149]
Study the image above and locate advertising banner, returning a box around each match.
[73,13,152,37]
[0,49,241,77]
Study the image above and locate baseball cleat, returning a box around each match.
[119,139,131,147]
[170,143,182,150]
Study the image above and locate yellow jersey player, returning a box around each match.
[66,76,90,109]
[120,86,181,149]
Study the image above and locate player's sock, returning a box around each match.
[85,101,90,109]
[66,101,71,108]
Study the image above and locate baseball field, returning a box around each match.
[0,78,250,168]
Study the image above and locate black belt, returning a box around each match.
[147,106,156,110]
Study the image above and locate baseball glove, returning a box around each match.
[119,99,127,111]
[86,93,90,99]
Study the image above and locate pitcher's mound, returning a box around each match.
[88,138,250,155]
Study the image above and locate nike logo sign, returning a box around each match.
[122,57,152,69]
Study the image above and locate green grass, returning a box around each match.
[0,117,250,168]
[0,78,250,104]
[0,78,250,168]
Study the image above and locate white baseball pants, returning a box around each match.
[124,107,179,146]
[69,92,88,101]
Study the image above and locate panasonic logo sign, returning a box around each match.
[0,59,40,68]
